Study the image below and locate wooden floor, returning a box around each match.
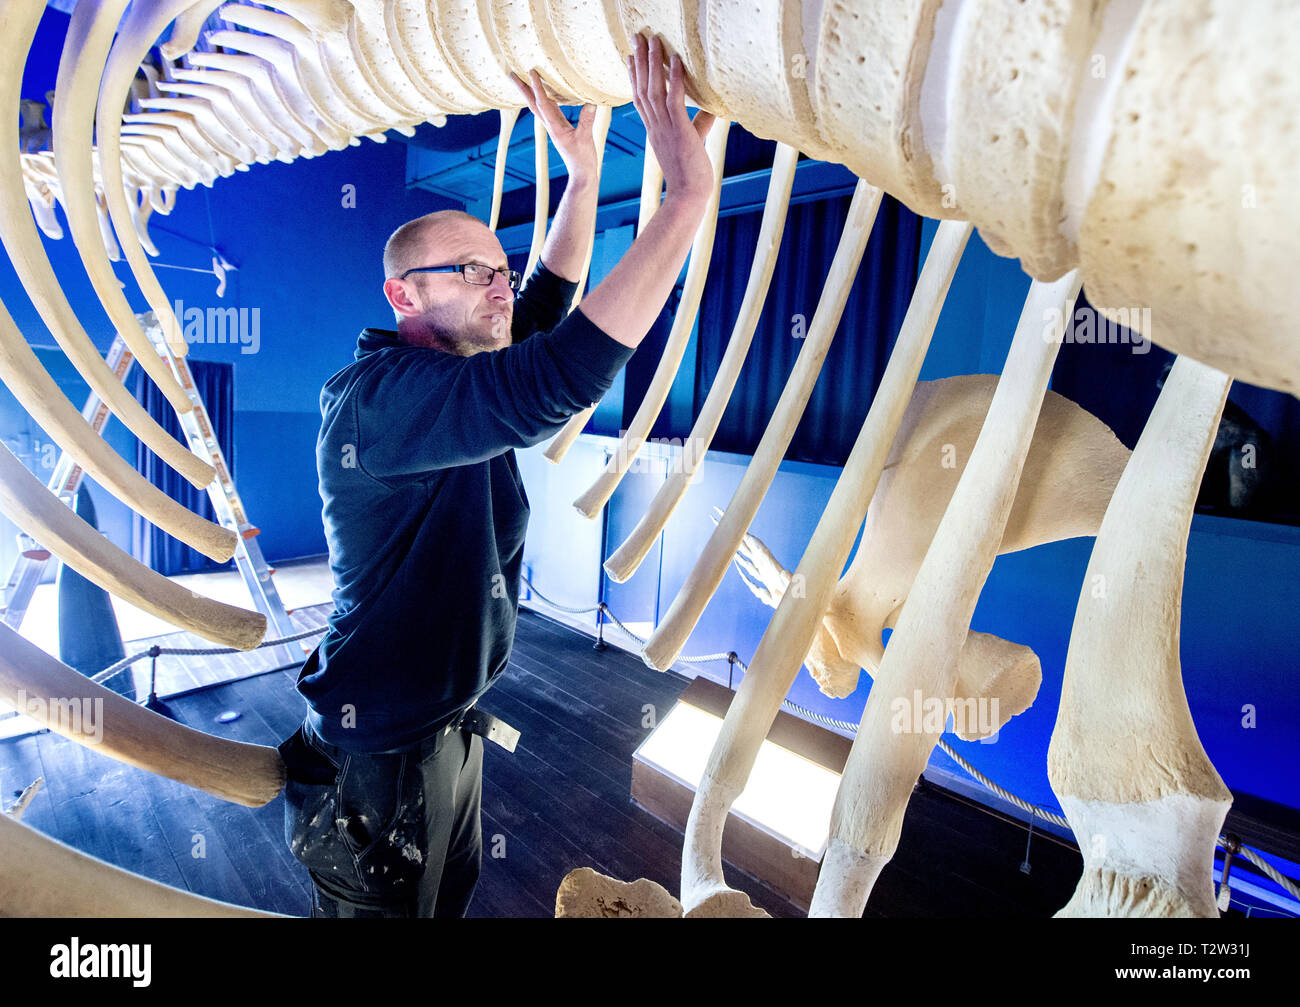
[1,608,1098,917]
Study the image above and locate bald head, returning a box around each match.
[382,209,487,279]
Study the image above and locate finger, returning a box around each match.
[631,33,648,101]
[647,34,667,113]
[528,69,572,134]
[532,69,563,107]
[666,51,685,115]
[633,34,662,130]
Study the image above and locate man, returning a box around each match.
[279,35,717,918]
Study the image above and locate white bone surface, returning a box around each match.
[0,296,236,560]
[55,0,199,398]
[1048,356,1234,917]
[677,218,968,908]
[0,812,282,916]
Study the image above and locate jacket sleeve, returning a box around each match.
[355,307,633,479]
[511,261,578,344]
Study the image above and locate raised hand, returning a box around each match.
[626,33,716,206]
[511,70,598,185]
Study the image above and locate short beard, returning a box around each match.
[400,313,507,356]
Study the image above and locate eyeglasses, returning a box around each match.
[399,262,523,291]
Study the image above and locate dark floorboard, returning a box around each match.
[2,608,1099,917]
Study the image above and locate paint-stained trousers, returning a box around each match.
[278,718,483,918]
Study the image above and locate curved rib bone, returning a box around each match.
[604,141,796,581]
[723,373,1131,737]
[812,373,1131,702]
[488,106,521,232]
[0,4,214,490]
[808,271,1080,917]
[98,2,229,356]
[523,112,550,280]
[126,185,160,256]
[642,179,883,671]
[1047,356,1234,917]
[0,620,281,808]
[0,443,263,649]
[571,118,730,519]
[0,812,282,916]
[541,135,657,465]
[566,103,613,309]
[678,218,968,909]
[54,0,197,399]
[0,296,237,561]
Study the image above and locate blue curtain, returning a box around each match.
[131,360,235,575]
[694,192,921,466]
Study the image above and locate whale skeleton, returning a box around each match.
[1,0,1293,917]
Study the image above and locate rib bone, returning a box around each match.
[0,620,280,807]
[523,112,550,280]
[1047,356,1234,917]
[0,4,210,488]
[643,180,883,671]
[541,138,660,465]
[0,812,281,916]
[603,142,797,581]
[0,295,238,562]
[54,0,196,404]
[678,218,969,909]
[571,118,730,518]
[0,443,262,649]
[99,1,229,355]
[808,271,1080,917]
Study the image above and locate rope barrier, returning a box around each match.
[89,624,327,686]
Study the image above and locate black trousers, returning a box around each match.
[279,719,483,918]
